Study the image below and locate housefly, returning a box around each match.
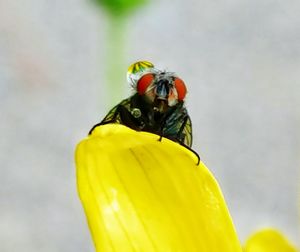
[89,61,199,164]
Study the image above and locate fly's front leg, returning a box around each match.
[180,143,200,165]
[157,119,167,142]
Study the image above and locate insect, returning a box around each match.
[89,61,200,164]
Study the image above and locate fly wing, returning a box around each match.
[89,98,131,134]
[181,115,193,147]
[100,98,131,125]
[100,104,122,124]
[162,105,193,148]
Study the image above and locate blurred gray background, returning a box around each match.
[0,0,299,251]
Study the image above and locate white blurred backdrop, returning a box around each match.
[0,0,299,251]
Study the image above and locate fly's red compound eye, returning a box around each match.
[136,73,155,95]
[174,77,187,100]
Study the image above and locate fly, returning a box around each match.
[89,61,200,165]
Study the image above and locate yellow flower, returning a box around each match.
[244,228,298,252]
[75,124,242,252]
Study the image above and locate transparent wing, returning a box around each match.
[100,104,122,124]
[162,105,193,148]
[89,98,131,134]
[181,116,193,147]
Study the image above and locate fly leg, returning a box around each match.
[157,119,167,142]
[180,143,201,165]
[156,106,177,142]
[177,116,200,165]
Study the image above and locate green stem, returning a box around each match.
[104,15,127,108]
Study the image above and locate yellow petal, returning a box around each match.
[75,124,242,252]
[244,228,298,252]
